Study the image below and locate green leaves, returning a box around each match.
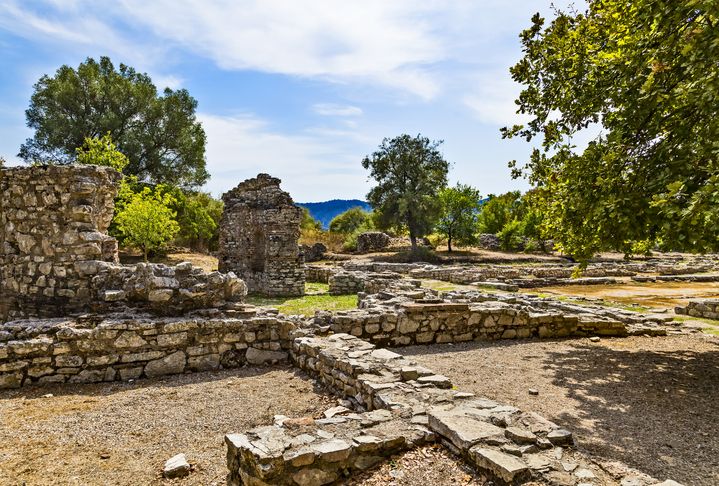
[435,183,482,251]
[505,0,719,260]
[21,56,208,188]
[114,186,180,261]
[363,134,449,250]
[75,133,129,172]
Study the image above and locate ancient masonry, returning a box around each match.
[0,165,246,323]
[218,173,305,297]
[0,165,688,485]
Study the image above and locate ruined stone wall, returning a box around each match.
[0,165,121,321]
[675,299,719,320]
[328,270,419,295]
[0,165,246,322]
[305,264,334,284]
[0,311,296,389]
[218,174,305,296]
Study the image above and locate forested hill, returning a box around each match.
[297,199,371,229]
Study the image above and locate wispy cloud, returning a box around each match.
[199,113,371,201]
[312,103,363,117]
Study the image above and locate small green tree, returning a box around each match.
[436,183,481,252]
[329,207,373,234]
[362,134,449,252]
[75,133,129,171]
[115,187,180,261]
[477,191,522,234]
[174,191,223,252]
[300,207,323,233]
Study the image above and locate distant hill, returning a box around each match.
[297,199,372,229]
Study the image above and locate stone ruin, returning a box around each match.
[0,164,690,485]
[218,173,305,297]
[0,164,246,322]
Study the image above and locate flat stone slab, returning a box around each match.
[428,407,504,450]
[469,447,530,485]
[401,302,470,313]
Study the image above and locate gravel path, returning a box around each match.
[394,334,719,486]
[0,366,333,486]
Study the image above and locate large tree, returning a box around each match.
[503,1,719,262]
[21,56,208,188]
[362,134,449,251]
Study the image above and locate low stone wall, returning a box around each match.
[675,299,719,320]
[227,334,672,486]
[0,310,295,389]
[305,264,335,284]
[328,270,418,295]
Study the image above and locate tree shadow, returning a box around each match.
[543,343,719,485]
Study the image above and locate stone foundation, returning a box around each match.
[0,309,294,389]
[675,299,719,320]
[226,333,676,486]
[218,174,305,296]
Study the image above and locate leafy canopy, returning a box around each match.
[436,183,482,252]
[329,207,373,234]
[362,134,449,251]
[21,56,208,188]
[478,191,522,235]
[75,133,129,172]
[503,1,719,262]
[114,187,180,261]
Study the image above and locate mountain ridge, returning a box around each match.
[297,199,372,229]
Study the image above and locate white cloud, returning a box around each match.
[199,113,371,201]
[462,71,530,127]
[312,103,363,117]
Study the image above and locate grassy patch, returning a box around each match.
[672,315,719,336]
[247,283,357,316]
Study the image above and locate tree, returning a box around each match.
[75,133,129,172]
[477,191,522,234]
[114,187,180,261]
[174,191,223,252]
[21,56,208,188]
[503,2,719,262]
[329,207,373,234]
[300,207,323,233]
[362,134,449,252]
[436,183,481,252]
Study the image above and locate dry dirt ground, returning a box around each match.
[0,366,333,486]
[395,334,719,486]
[536,280,719,311]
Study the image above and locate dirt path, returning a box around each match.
[0,367,333,486]
[395,334,719,486]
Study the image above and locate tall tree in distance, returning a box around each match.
[436,183,481,252]
[21,56,208,188]
[503,1,719,262]
[362,134,449,252]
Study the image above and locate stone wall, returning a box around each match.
[227,333,670,486]
[218,174,305,296]
[0,310,295,389]
[675,299,719,320]
[310,289,673,348]
[305,264,334,284]
[0,164,247,322]
[328,270,418,295]
[0,165,121,321]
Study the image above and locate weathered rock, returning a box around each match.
[246,347,288,365]
[547,429,574,446]
[163,453,191,479]
[145,351,186,378]
[428,408,504,450]
[469,447,531,484]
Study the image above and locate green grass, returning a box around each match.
[246,282,357,316]
[672,315,719,336]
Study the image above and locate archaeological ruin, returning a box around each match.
[0,164,702,485]
[218,173,306,297]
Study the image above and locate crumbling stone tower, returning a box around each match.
[218,174,305,296]
[0,164,121,321]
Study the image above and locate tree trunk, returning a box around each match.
[447,234,453,252]
[143,247,148,262]
[409,233,418,253]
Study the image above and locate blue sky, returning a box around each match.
[0,1,581,202]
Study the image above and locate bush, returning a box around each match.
[329,207,374,234]
[498,219,525,251]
